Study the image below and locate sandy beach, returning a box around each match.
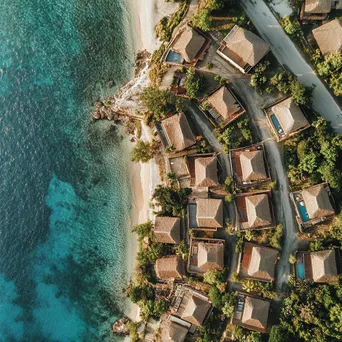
[123,0,178,323]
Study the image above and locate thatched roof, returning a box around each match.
[304,0,331,13]
[161,320,188,342]
[197,242,224,271]
[195,156,218,188]
[310,249,338,283]
[224,26,270,67]
[154,217,181,244]
[173,26,206,63]
[155,255,185,280]
[181,294,211,326]
[302,184,335,219]
[241,296,270,331]
[271,98,309,135]
[204,86,243,121]
[161,113,196,151]
[246,194,272,228]
[240,150,267,182]
[247,245,278,281]
[312,20,342,56]
[196,199,223,228]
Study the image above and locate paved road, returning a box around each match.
[198,37,298,293]
[241,0,342,133]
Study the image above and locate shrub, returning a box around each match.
[131,140,159,163]
[184,67,204,99]
[152,185,192,217]
[191,9,211,32]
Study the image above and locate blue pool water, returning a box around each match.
[297,202,310,222]
[297,263,305,279]
[0,0,135,340]
[166,50,183,63]
[270,114,281,131]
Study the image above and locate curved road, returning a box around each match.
[241,0,342,132]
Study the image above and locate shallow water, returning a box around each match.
[0,0,135,340]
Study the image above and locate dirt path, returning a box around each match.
[240,0,342,133]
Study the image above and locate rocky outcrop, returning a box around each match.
[112,317,130,336]
[92,49,150,122]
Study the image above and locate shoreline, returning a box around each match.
[122,0,177,324]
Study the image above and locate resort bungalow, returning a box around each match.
[235,191,275,231]
[290,183,335,229]
[154,216,181,244]
[295,249,341,283]
[161,113,196,152]
[312,19,342,56]
[216,25,270,74]
[200,86,246,127]
[237,243,279,282]
[155,255,185,281]
[172,286,212,327]
[300,0,342,21]
[194,155,219,188]
[264,97,310,141]
[160,319,190,342]
[230,144,271,189]
[188,237,225,275]
[232,293,271,333]
[165,25,210,66]
[188,198,224,230]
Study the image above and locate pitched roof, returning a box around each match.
[173,26,206,63]
[161,113,196,151]
[304,0,331,13]
[155,255,185,280]
[241,296,270,331]
[310,249,338,283]
[271,98,309,135]
[224,26,270,67]
[247,246,278,281]
[246,194,272,228]
[302,184,335,219]
[240,150,268,182]
[154,217,181,244]
[195,156,218,188]
[204,87,243,121]
[196,198,223,228]
[312,20,342,56]
[197,242,224,271]
[181,294,211,326]
[161,320,188,342]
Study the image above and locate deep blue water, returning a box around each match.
[0,0,135,340]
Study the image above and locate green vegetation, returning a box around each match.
[215,117,253,153]
[273,277,342,341]
[241,279,276,299]
[241,225,283,250]
[155,1,189,42]
[151,185,192,216]
[184,67,204,99]
[315,52,342,97]
[140,86,181,123]
[199,0,224,10]
[280,16,301,36]
[284,116,342,190]
[128,221,171,321]
[191,9,212,31]
[270,72,314,107]
[131,139,160,163]
[149,44,168,86]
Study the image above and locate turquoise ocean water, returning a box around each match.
[0,0,136,340]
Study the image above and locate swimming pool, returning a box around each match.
[270,114,281,131]
[297,263,305,279]
[166,50,183,63]
[297,202,310,222]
